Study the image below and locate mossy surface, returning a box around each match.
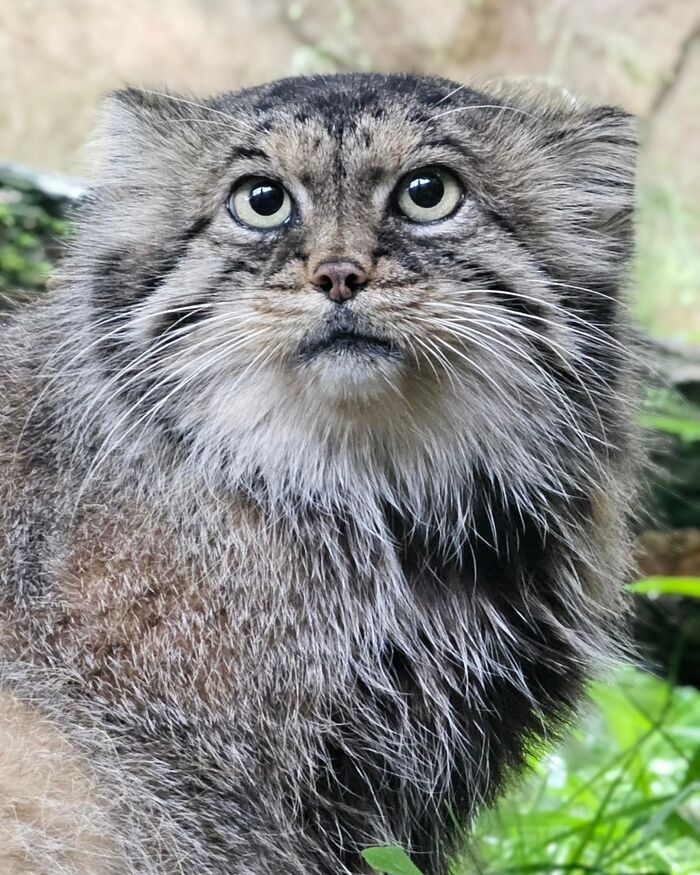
[0,165,73,308]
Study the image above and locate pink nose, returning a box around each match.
[310,261,368,303]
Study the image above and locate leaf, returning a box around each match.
[361,846,426,875]
[640,414,700,443]
[627,576,700,598]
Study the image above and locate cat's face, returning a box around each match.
[78,74,636,494]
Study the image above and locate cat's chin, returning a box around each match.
[300,348,405,401]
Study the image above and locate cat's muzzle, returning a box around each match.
[298,308,397,361]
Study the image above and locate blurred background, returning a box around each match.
[1,1,699,872]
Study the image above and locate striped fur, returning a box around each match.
[0,74,639,874]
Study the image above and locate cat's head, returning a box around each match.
[74,74,637,501]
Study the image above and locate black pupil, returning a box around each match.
[249,182,284,216]
[408,174,444,209]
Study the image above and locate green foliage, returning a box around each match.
[641,415,700,445]
[364,668,700,875]
[471,668,700,874]
[0,166,71,306]
[641,389,700,530]
[642,390,700,445]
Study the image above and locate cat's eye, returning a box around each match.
[396,167,463,223]
[228,177,293,230]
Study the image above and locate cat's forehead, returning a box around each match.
[221,74,476,182]
[238,72,461,122]
[259,107,425,182]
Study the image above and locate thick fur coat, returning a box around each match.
[0,73,638,874]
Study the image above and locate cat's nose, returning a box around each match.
[310,261,368,303]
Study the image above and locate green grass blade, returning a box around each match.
[627,577,700,598]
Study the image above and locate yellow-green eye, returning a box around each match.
[228,177,292,230]
[396,167,463,223]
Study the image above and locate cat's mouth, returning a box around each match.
[299,311,397,361]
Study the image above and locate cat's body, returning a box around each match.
[0,74,638,874]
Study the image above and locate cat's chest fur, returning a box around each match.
[32,492,473,703]
[4,479,507,722]
[18,477,566,759]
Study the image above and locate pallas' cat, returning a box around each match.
[0,73,638,874]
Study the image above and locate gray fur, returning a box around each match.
[0,73,639,874]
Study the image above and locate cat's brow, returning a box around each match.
[415,136,479,162]
[227,145,272,165]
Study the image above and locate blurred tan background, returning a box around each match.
[1,0,699,337]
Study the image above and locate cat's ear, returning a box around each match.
[493,100,638,283]
[85,88,202,184]
[484,95,638,287]
[543,105,638,249]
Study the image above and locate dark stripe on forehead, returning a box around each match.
[420,136,479,162]
[227,145,271,164]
